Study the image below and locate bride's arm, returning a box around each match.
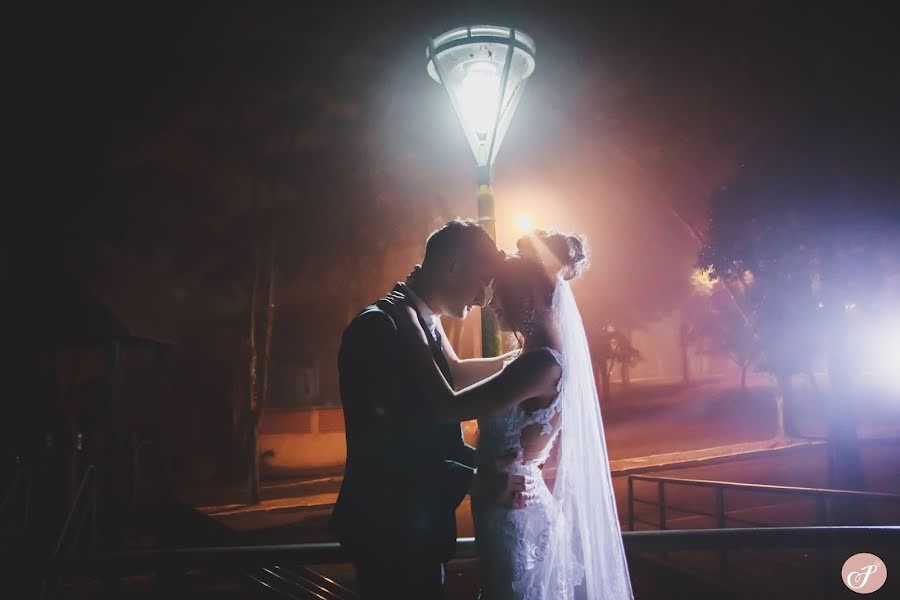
[439,324,518,389]
[396,305,559,423]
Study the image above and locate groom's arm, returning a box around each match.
[440,457,531,510]
[340,308,422,421]
[447,439,476,469]
[443,433,475,507]
[438,459,475,510]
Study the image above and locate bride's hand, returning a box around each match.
[502,348,522,369]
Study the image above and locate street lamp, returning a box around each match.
[426,25,537,356]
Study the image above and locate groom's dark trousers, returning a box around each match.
[331,284,475,599]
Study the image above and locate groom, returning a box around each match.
[332,219,524,599]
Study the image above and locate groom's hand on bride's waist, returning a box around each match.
[471,468,535,510]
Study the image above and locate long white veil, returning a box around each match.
[544,278,633,599]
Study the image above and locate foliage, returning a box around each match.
[687,281,760,386]
[590,322,642,402]
[699,147,900,380]
[593,324,643,377]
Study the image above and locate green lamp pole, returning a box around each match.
[426,25,537,356]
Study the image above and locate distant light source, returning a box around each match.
[872,319,900,373]
[857,315,900,390]
[515,214,534,234]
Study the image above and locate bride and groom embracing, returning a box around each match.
[331,219,632,599]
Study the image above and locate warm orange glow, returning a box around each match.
[516,214,534,234]
[493,182,588,252]
[691,267,716,294]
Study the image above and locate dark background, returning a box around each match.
[6,0,899,485]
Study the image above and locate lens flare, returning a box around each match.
[515,214,534,234]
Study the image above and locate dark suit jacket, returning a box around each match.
[330,283,475,561]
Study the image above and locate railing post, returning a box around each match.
[627,476,635,531]
[715,487,726,528]
[715,486,727,574]
[657,481,666,531]
[817,494,833,599]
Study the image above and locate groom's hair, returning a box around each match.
[422,218,498,270]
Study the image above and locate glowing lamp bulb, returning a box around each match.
[458,62,501,140]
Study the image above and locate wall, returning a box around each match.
[259,407,347,476]
[259,406,480,477]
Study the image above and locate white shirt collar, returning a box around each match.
[404,284,441,340]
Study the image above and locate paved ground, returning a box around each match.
[603,377,780,460]
[176,375,900,543]
[196,437,899,544]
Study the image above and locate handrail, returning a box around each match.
[4,527,899,579]
[272,565,359,599]
[1,462,31,546]
[629,474,900,501]
[627,473,900,532]
[52,466,97,556]
[43,466,98,600]
[621,526,900,550]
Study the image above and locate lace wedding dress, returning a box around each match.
[473,348,579,600]
[472,280,633,600]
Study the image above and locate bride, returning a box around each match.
[397,230,633,599]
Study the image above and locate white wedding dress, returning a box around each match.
[472,280,633,600]
[473,347,577,600]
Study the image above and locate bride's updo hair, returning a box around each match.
[493,230,589,336]
[515,230,588,283]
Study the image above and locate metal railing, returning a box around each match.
[3,527,897,576]
[627,474,900,531]
[52,465,98,557]
[148,495,357,600]
[41,466,98,599]
[246,565,359,599]
[4,526,898,599]
[0,458,31,548]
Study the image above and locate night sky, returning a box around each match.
[9,0,900,376]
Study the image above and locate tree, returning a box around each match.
[590,323,642,405]
[691,281,761,391]
[699,145,900,492]
[677,276,715,386]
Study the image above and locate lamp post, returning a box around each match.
[426,25,537,356]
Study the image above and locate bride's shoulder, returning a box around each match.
[517,347,562,365]
[511,348,562,387]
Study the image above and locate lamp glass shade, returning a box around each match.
[427,26,536,168]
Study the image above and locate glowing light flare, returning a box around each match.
[493,183,578,252]
[856,315,900,391]
[457,61,502,140]
[515,214,534,234]
[872,320,900,372]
